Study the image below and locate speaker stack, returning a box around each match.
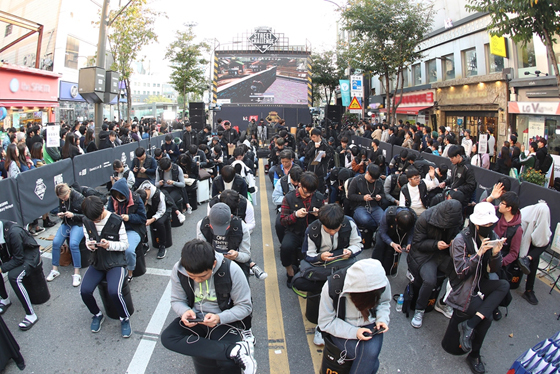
[325,105,342,124]
[189,102,205,130]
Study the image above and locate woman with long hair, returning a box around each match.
[470,143,490,169]
[494,146,512,175]
[61,134,81,159]
[84,129,97,153]
[318,259,390,374]
[16,143,33,172]
[5,144,21,179]
[30,142,45,168]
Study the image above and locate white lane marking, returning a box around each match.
[126,280,172,374]
[145,268,172,277]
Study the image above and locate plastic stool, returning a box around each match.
[132,241,146,277]
[150,219,173,248]
[305,291,321,324]
[21,261,50,305]
[78,238,91,268]
[171,198,184,227]
[98,277,134,320]
[192,357,222,373]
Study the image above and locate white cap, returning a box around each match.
[470,202,499,226]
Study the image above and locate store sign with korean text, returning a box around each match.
[393,90,435,107]
[248,28,278,53]
[508,102,560,116]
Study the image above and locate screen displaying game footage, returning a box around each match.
[216,55,309,105]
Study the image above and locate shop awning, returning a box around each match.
[0,100,59,108]
[379,105,432,115]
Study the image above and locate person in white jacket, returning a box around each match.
[461,130,473,158]
[318,259,391,374]
[518,201,552,306]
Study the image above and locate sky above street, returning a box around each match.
[137,0,340,75]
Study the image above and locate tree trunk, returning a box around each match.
[125,78,131,121]
[385,73,392,125]
[542,29,560,99]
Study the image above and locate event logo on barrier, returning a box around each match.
[35,178,46,200]
[79,168,87,176]
[54,173,64,186]
[121,152,127,164]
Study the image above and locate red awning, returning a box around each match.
[0,100,59,108]
[379,105,432,115]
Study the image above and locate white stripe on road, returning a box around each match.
[144,268,172,277]
[126,280,172,374]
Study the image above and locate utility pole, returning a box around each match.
[94,0,110,145]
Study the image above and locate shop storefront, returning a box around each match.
[58,80,94,124]
[433,77,508,144]
[379,90,435,127]
[508,101,560,155]
[0,63,60,129]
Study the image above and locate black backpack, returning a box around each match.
[537,153,553,174]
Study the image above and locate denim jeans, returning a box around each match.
[330,323,384,374]
[52,224,84,268]
[125,230,141,271]
[353,206,383,232]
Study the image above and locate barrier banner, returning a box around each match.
[379,141,393,161]
[17,159,74,225]
[0,178,23,223]
[149,135,167,155]
[139,139,149,155]
[471,165,520,201]
[422,152,452,169]
[73,147,115,188]
[114,142,138,170]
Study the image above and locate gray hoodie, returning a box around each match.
[169,252,252,325]
[318,259,391,340]
[136,180,166,221]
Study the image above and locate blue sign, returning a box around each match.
[339,80,351,107]
[59,80,85,101]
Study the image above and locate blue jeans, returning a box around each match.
[125,230,141,271]
[52,224,84,268]
[353,206,383,232]
[331,323,384,374]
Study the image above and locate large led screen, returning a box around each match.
[216,55,309,105]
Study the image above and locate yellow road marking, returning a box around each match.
[259,159,291,373]
[298,297,324,372]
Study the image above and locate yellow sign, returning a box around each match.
[490,35,507,58]
[348,96,362,110]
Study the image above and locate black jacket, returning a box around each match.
[347,174,384,210]
[445,157,476,201]
[407,200,464,276]
[59,189,85,227]
[212,175,248,198]
[181,130,197,152]
[0,221,41,273]
[223,128,239,145]
[305,139,333,177]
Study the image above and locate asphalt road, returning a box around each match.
[2,159,560,374]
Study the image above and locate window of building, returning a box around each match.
[153,83,156,87]
[64,36,80,69]
[463,48,478,77]
[443,54,455,80]
[517,38,536,75]
[5,24,12,37]
[157,83,161,87]
[426,59,437,83]
[485,44,504,74]
[400,68,409,88]
[412,64,422,85]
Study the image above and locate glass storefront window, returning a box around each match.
[65,36,80,69]
[485,44,504,73]
[515,115,560,155]
[445,115,497,138]
[412,64,422,85]
[443,54,455,80]
[516,38,536,76]
[426,59,437,83]
[463,48,478,77]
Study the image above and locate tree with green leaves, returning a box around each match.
[311,50,345,106]
[466,0,560,98]
[145,95,172,104]
[106,0,162,121]
[341,0,434,124]
[165,27,209,118]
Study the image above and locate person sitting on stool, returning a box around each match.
[156,157,192,214]
[132,147,157,189]
[136,181,172,260]
[161,239,256,374]
[0,220,42,331]
[272,166,302,243]
[80,196,132,338]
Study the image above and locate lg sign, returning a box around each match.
[393,92,434,106]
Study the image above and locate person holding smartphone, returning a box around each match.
[444,202,510,374]
[318,259,390,374]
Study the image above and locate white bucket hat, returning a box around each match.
[470,202,499,226]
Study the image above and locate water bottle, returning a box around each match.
[396,294,404,312]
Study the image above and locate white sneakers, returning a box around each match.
[411,309,425,328]
[46,270,60,282]
[47,270,81,287]
[177,212,186,223]
[230,341,257,374]
[72,274,82,287]
[313,326,325,346]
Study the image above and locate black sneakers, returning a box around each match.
[157,247,167,259]
[522,290,538,305]
[458,321,474,352]
[466,355,485,374]
[518,257,532,275]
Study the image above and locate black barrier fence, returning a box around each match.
[0,178,23,223]
[351,134,559,227]
[1,131,185,226]
[17,159,75,225]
